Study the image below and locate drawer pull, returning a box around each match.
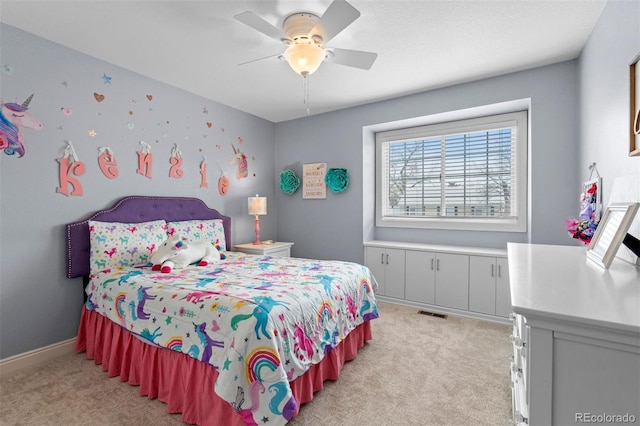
[510,335,526,349]
[514,411,528,424]
[511,364,523,377]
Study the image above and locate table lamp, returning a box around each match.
[248,194,267,245]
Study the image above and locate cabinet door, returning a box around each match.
[495,257,511,317]
[435,253,469,310]
[469,256,497,315]
[365,247,387,295]
[405,250,435,304]
[384,248,406,299]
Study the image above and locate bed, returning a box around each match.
[66,195,379,425]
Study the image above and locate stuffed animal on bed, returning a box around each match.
[150,235,222,273]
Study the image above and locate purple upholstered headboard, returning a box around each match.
[65,196,231,279]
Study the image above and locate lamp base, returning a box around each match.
[253,215,262,245]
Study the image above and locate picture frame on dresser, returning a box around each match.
[586,202,640,269]
[630,51,640,156]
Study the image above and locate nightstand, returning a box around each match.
[233,242,294,257]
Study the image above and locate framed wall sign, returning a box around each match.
[586,202,640,269]
[630,52,640,156]
[303,162,327,199]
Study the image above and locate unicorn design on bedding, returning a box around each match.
[86,252,379,426]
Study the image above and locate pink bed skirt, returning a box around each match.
[75,306,372,425]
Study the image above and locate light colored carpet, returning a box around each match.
[0,302,512,425]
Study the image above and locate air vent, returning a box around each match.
[418,310,448,319]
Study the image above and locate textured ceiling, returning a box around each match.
[1,0,607,122]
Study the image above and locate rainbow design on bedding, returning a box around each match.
[85,252,379,426]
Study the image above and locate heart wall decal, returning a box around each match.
[93,92,105,102]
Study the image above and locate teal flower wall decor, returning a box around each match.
[325,168,349,193]
[279,169,300,194]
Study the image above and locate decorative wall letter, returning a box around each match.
[56,141,85,196]
[136,141,153,179]
[199,156,208,188]
[97,147,118,179]
[218,174,230,196]
[169,144,183,179]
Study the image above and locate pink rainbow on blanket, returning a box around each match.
[317,301,334,324]
[165,336,183,351]
[245,346,280,384]
[114,293,127,320]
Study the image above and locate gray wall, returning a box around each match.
[578,0,639,203]
[1,0,638,360]
[275,61,581,263]
[0,25,276,359]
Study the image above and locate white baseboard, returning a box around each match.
[0,338,77,379]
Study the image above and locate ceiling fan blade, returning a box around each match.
[238,53,283,66]
[327,48,377,70]
[310,0,360,44]
[234,11,290,43]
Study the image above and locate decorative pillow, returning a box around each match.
[167,219,227,251]
[89,220,167,274]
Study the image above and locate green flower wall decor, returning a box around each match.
[279,169,300,194]
[325,168,349,193]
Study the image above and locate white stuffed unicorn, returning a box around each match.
[150,235,221,273]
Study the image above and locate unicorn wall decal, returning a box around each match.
[230,143,248,180]
[0,94,44,157]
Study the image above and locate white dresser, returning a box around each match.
[508,243,640,426]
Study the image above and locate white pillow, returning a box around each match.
[167,219,226,250]
[89,220,167,274]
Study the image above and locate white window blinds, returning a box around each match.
[376,111,527,231]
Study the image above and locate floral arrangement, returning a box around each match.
[325,168,350,193]
[565,218,598,245]
[279,169,300,194]
[565,180,600,245]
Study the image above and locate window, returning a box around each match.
[375,111,527,232]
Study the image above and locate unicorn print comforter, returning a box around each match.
[85,252,379,425]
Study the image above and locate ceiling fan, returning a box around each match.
[234,0,378,77]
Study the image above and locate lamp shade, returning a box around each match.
[284,43,325,76]
[248,195,267,216]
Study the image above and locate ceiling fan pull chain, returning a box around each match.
[303,73,310,115]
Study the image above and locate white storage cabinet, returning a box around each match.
[469,256,511,317]
[364,246,405,299]
[365,241,509,323]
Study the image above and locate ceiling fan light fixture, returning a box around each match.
[284,43,325,76]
